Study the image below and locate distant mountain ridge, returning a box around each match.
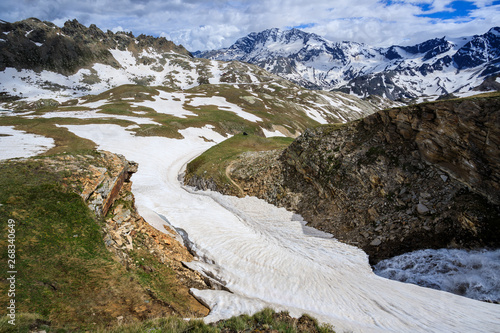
[194,27,500,101]
[0,18,400,134]
[0,17,190,75]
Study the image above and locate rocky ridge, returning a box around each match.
[0,17,189,75]
[40,151,210,320]
[186,93,500,263]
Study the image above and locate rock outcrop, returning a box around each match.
[189,94,500,263]
[40,151,210,318]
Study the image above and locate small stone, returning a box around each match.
[114,236,124,246]
[440,175,448,182]
[420,192,431,199]
[370,238,382,246]
[417,203,430,214]
[368,207,379,221]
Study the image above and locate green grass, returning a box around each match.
[186,133,294,194]
[0,159,118,327]
[0,308,335,332]
[0,156,202,330]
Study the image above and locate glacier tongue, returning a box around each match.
[61,123,500,333]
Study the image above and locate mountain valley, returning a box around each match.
[0,17,499,333]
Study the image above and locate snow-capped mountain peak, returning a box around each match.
[196,27,500,101]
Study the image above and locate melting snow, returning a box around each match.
[26,110,160,125]
[0,126,54,160]
[60,123,500,333]
[262,128,286,137]
[132,90,197,118]
[303,106,328,124]
[374,248,500,303]
[189,96,262,122]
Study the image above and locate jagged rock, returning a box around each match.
[0,18,190,75]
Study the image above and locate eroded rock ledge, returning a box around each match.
[42,151,210,319]
[188,95,500,263]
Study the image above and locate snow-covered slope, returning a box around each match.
[195,27,500,101]
[0,18,396,126]
[59,122,499,333]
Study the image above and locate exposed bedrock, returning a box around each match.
[188,95,500,263]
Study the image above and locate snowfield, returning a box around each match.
[56,122,499,333]
[0,125,54,159]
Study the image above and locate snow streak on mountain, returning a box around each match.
[195,27,500,101]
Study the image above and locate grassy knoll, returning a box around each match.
[0,156,201,331]
[186,133,294,194]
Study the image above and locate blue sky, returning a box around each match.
[1,0,499,51]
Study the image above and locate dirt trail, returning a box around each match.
[226,160,245,197]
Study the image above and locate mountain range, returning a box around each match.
[195,27,500,101]
[0,18,397,139]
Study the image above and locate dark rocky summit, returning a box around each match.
[187,93,500,263]
[0,18,190,75]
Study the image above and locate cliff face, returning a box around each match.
[224,94,500,262]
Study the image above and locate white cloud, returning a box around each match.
[0,0,498,51]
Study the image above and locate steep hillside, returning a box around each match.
[0,151,210,330]
[195,27,500,101]
[186,93,500,263]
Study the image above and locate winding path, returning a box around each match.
[225,160,245,197]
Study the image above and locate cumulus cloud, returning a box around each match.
[1,0,498,50]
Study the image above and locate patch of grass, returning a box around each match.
[82,84,159,104]
[0,156,200,330]
[186,133,293,193]
[0,159,118,327]
[127,247,187,311]
[100,308,334,333]
[1,307,335,333]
